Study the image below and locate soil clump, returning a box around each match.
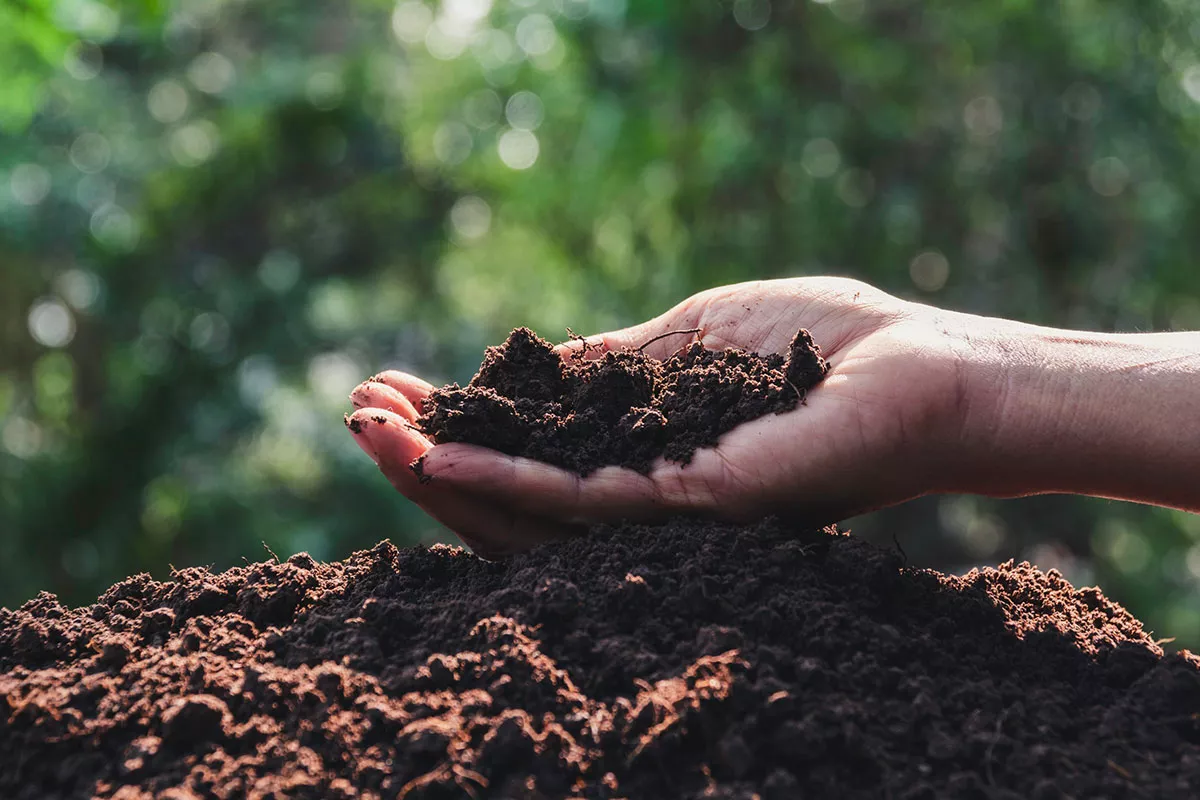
[416,327,830,474]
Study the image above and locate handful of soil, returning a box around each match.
[417,327,830,474]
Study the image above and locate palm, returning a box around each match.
[346,278,960,554]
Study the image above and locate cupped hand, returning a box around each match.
[346,277,970,555]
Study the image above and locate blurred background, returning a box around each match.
[2,0,1199,648]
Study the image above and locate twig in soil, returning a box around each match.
[784,377,807,406]
[637,327,703,352]
[263,542,280,563]
[892,531,908,565]
[565,327,604,361]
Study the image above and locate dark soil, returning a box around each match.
[416,327,830,474]
[3,521,1199,799]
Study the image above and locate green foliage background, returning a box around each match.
[2,0,1199,647]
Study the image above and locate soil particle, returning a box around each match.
[417,327,831,474]
[3,520,1198,799]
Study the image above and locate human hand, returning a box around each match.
[346,277,974,555]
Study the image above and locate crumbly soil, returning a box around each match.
[3,520,1199,799]
[416,327,830,474]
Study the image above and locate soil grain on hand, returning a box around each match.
[3,521,1199,799]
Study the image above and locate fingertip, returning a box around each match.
[346,408,432,472]
[350,381,420,419]
[367,370,437,412]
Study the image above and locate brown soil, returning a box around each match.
[416,327,829,474]
[3,521,1199,799]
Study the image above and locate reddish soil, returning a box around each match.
[2,522,1199,799]
[416,327,829,474]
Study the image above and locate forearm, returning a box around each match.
[948,315,1200,512]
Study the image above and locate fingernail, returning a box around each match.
[418,450,456,480]
[410,455,432,484]
[349,385,370,408]
[345,414,380,465]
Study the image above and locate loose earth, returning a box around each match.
[2,522,1198,799]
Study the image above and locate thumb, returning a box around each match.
[554,315,703,362]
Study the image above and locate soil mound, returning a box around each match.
[416,327,829,474]
[3,521,1199,799]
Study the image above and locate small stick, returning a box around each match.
[637,328,703,352]
[565,327,603,360]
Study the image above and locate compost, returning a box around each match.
[416,326,829,474]
[3,522,1199,799]
[4,329,1200,799]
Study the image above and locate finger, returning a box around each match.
[366,370,437,414]
[345,409,578,556]
[421,442,684,523]
[350,381,419,420]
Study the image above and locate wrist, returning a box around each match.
[941,313,1200,508]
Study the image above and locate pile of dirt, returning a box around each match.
[3,521,1199,799]
[416,327,829,474]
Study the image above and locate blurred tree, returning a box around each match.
[1,0,1198,647]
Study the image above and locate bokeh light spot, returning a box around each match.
[836,169,875,208]
[963,95,1004,139]
[187,52,235,94]
[259,250,302,293]
[1089,156,1130,197]
[516,14,557,56]
[426,20,470,60]
[28,299,76,348]
[75,174,115,211]
[56,0,120,43]
[498,129,539,169]
[392,1,433,44]
[505,91,544,131]
[64,41,103,81]
[190,312,230,354]
[1182,66,1200,104]
[57,269,102,311]
[148,80,190,123]
[307,352,365,406]
[90,204,141,252]
[801,138,840,178]
[69,132,111,174]
[733,0,771,31]
[909,250,950,292]
[10,164,51,206]
[169,120,221,167]
[450,196,492,240]
[2,418,44,459]
[444,0,493,24]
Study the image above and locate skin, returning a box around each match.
[345,277,1200,557]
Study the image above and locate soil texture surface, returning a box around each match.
[3,520,1199,799]
[416,327,830,474]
